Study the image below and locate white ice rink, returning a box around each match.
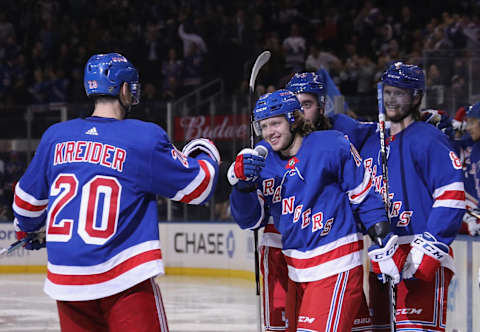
[0,274,259,332]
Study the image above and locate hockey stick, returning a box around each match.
[249,50,271,332]
[377,82,397,332]
[0,235,32,258]
[467,208,480,220]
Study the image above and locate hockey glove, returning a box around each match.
[368,232,407,284]
[182,138,221,165]
[14,219,46,251]
[460,209,480,236]
[402,232,449,281]
[227,148,266,191]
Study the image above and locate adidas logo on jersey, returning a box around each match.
[85,127,98,135]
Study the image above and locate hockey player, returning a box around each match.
[359,62,465,331]
[12,53,220,332]
[461,102,480,236]
[228,89,404,332]
[249,72,375,332]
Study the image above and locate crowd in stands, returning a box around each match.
[1,0,480,220]
[1,0,480,111]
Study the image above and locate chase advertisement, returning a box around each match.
[158,222,257,272]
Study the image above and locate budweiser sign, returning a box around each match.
[174,115,249,141]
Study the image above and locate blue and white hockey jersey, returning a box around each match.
[13,116,218,301]
[231,131,387,282]
[346,121,465,252]
[454,135,478,209]
[259,114,380,249]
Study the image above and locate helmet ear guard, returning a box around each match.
[252,89,302,136]
[84,53,141,105]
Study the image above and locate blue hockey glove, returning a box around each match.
[14,219,46,251]
[402,232,450,281]
[227,148,266,190]
[368,232,407,284]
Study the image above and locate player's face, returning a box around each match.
[260,116,293,151]
[296,93,322,124]
[383,85,413,123]
[467,117,480,141]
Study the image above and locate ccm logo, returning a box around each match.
[396,308,423,315]
[298,316,315,324]
[372,243,398,260]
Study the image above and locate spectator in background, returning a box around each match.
[161,48,183,92]
[28,68,48,104]
[141,23,164,87]
[356,54,375,96]
[305,43,341,72]
[282,23,306,73]
[0,12,15,42]
[182,43,205,95]
[45,66,69,103]
[178,20,207,59]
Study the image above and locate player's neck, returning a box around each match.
[390,115,414,136]
[280,134,303,158]
[91,102,125,120]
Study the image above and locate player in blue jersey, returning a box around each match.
[461,103,480,236]
[356,62,465,332]
[250,72,376,332]
[228,89,404,332]
[12,53,220,332]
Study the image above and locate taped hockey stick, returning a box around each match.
[0,235,33,258]
[249,50,271,332]
[376,82,397,332]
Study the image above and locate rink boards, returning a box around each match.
[0,222,478,331]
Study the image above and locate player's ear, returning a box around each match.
[119,82,132,104]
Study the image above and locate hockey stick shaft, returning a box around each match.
[0,236,31,258]
[467,208,480,219]
[377,82,397,332]
[249,50,271,332]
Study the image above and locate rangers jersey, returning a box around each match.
[259,113,379,249]
[454,136,478,209]
[231,131,387,282]
[13,116,218,301]
[349,121,465,248]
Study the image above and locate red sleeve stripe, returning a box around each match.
[180,160,213,204]
[47,249,162,285]
[14,194,48,212]
[435,190,465,201]
[284,240,363,269]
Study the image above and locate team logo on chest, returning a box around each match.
[286,156,299,169]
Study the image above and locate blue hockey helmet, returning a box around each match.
[467,102,480,119]
[286,72,326,104]
[253,89,302,135]
[84,53,140,105]
[381,61,425,96]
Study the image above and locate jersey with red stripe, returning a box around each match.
[231,130,387,282]
[13,116,218,301]
[356,121,465,246]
